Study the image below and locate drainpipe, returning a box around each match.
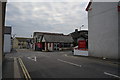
[118,1,120,59]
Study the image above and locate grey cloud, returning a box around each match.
[6,2,89,37]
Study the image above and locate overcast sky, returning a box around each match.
[5,0,90,38]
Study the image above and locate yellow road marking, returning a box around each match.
[19,58,32,79]
[18,57,32,80]
[18,58,28,79]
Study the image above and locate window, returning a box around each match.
[63,43,71,47]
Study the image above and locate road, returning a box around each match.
[6,49,120,78]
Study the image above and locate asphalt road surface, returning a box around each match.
[7,49,120,78]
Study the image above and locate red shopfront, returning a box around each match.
[35,42,42,51]
[78,40,87,49]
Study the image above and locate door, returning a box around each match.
[42,42,45,50]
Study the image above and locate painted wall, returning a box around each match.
[88,2,119,59]
[12,38,19,49]
[48,43,53,51]
[45,43,47,51]
[4,34,11,53]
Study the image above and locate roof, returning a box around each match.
[70,30,88,39]
[4,26,12,34]
[15,37,32,42]
[34,32,73,43]
[70,30,88,35]
[34,32,63,36]
[43,35,73,43]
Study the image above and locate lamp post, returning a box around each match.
[80,25,84,31]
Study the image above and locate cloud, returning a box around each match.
[5,2,89,37]
[7,0,119,2]
[8,0,90,2]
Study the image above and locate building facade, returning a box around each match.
[69,29,88,48]
[4,26,12,53]
[33,32,73,51]
[86,1,120,59]
[12,37,32,49]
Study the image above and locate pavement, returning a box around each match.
[2,57,14,79]
[68,52,120,66]
[2,49,120,79]
[2,49,24,79]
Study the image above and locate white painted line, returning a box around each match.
[27,57,31,59]
[38,54,50,57]
[27,56,37,62]
[104,72,120,78]
[64,54,77,58]
[64,54,67,56]
[34,56,37,62]
[57,59,82,67]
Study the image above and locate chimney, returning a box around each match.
[75,29,78,32]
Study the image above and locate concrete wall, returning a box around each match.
[88,2,119,59]
[0,2,3,79]
[4,34,11,53]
